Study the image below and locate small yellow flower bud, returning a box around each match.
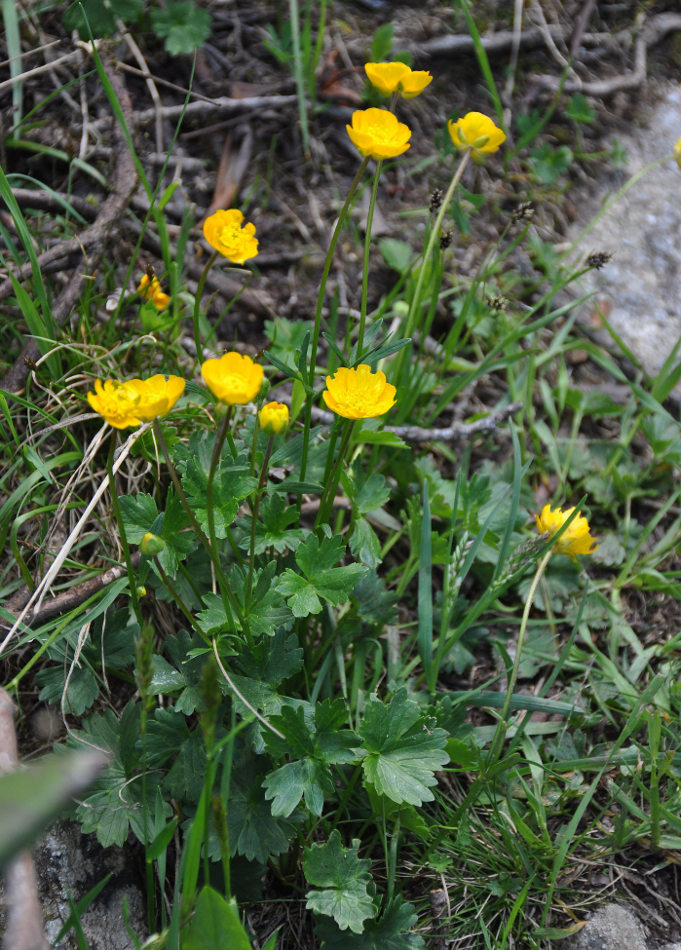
[674,135,681,169]
[140,532,165,557]
[258,400,289,435]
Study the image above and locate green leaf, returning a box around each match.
[349,519,382,569]
[242,494,306,554]
[358,689,449,806]
[183,451,256,540]
[36,664,99,716]
[370,23,394,62]
[263,701,357,816]
[303,830,377,934]
[277,534,367,617]
[378,238,413,275]
[354,473,390,514]
[119,493,159,542]
[317,898,425,950]
[235,629,303,685]
[181,886,252,950]
[229,754,298,863]
[150,1,212,56]
[63,0,145,38]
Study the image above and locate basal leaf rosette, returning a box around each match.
[447,111,506,158]
[346,108,411,160]
[364,61,432,99]
[322,364,396,420]
[535,503,598,559]
[201,351,264,405]
[87,375,185,429]
[202,208,258,264]
[258,400,289,435]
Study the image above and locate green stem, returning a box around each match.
[193,249,218,360]
[105,434,143,627]
[487,548,552,766]
[300,157,369,485]
[357,159,383,355]
[315,420,354,528]
[152,419,246,636]
[395,149,472,383]
[246,435,273,607]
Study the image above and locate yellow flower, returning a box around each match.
[138,273,171,310]
[535,504,598,559]
[201,352,264,405]
[86,375,185,429]
[128,375,186,421]
[322,364,396,420]
[674,135,681,169]
[259,400,289,435]
[447,112,506,158]
[202,209,258,264]
[364,62,432,98]
[346,108,411,160]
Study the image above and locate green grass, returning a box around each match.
[1,4,681,949]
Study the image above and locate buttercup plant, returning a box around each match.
[9,17,675,949]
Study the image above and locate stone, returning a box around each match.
[569,83,681,378]
[561,902,647,950]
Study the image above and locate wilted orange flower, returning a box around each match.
[202,209,258,264]
[258,401,289,435]
[346,108,411,160]
[87,375,185,429]
[138,273,170,310]
[447,112,506,158]
[535,504,597,559]
[201,352,264,405]
[323,364,396,420]
[364,62,432,98]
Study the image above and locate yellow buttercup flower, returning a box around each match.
[86,375,185,429]
[365,62,432,99]
[138,273,171,310]
[447,112,506,158]
[323,364,396,420]
[127,375,186,421]
[258,400,289,435]
[674,135,681,169]
[201,352,264,405]
[346,108,411,160]
[535,504,597,559]
[202,209,258,264]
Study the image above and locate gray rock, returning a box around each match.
[569,83,681,378]
[561,902,648,950]
[0,820,147,950]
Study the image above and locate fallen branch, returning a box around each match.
[311,402,522,442]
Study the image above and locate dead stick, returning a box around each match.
[0,689,50,950]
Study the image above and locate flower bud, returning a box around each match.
[140,532,165,557]
[258,401,289,435]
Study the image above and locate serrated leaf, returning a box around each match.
[242,493,306,555]
[303,830,377,934]
[317,897,425,950]
[277,534,367,617]
[119,493,159,543]
[229,755,298,863]
[350,519,382,569]
[235,628,303,685]
[150,1,212,56]
[358,689,449,806]
[263,758,333,817]
[63,0,144,38]
[182,453,256,540]
[37,664,99,716]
